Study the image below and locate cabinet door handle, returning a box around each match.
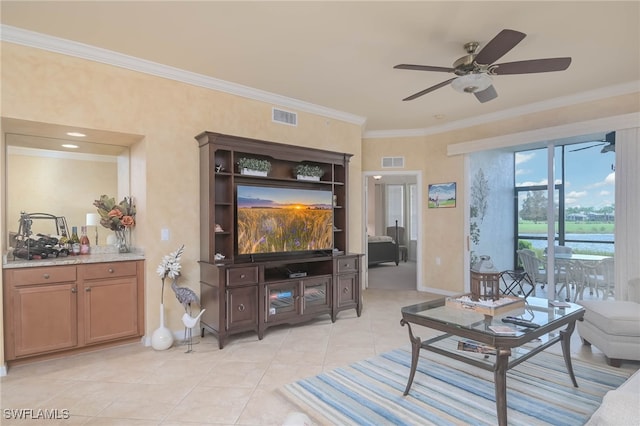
[71,287,77,293]
[85,287,91,292]
[237,304,245,312]
[108,268,115,273]
[43,273,50,279]
[240,274,246,279]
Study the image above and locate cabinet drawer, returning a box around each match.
[226,266,258,286]
[83,262,137,280]
[9,265,77,286]
[337,257,358,274]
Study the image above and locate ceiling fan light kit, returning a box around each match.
[451,73,492,93]
[394,28,571,103]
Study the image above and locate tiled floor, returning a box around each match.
[1,288,637,425]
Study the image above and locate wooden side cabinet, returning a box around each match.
[333,254,363,321]
[80,262,141,345]
[3,260,144,364]
[12,282,78,358]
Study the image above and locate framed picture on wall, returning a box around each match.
[428,182,456,208]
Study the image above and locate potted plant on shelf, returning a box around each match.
[294,164,324,181]
[237,157,271,176]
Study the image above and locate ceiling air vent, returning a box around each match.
[382,157,405,168]
[272,108,297,126]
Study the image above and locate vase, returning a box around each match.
[241,168,268,177]
[296,174,321,181]
[115,228,130,253]
[151,303,174,350]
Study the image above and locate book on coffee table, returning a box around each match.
[489,325,518,335]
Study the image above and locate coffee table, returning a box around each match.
[400,296,585,426]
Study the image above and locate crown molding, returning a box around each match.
[447,112,640,156]
[364,81,640,139]
[1,25,367,128]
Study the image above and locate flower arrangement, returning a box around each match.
[93,195,136,231]
[237,157,271,173]
[294,164,324,178]
[156,245,184,304]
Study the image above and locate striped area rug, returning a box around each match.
[281,347,634,426]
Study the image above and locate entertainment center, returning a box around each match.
[195,131,362,349]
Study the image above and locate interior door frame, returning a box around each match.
[362,170,423,290]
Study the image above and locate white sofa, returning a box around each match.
[585,368,640,426]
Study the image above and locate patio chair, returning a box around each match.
[516,249,547,291]
[582,257,615,300]
[557,260,588,302]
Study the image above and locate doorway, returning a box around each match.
[363,171,421,290]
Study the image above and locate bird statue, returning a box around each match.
[171,279,201,346]
[181,309,206,353]
[171,279,200,314]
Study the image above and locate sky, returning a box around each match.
[237,185,333,208]
[515,142,615,209]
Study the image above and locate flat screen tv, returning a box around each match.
[236,184,333,256]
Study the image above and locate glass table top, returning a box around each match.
[402,296,583,338]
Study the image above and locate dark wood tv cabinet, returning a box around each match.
[194,131,361,348]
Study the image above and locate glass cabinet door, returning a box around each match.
[302,276,331,314]
[266,282,298,321]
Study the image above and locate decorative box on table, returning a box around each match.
[445,293,526,316]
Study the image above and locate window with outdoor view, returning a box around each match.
[515,139,615,260]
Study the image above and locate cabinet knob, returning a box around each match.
[343,287,349,293]
[43,273,50,279]
[85,287,91,292]
[108,268,115,273]
[71,287,77,293]
[240,274,246,279]
[237,304,245,312]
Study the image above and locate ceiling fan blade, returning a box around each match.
[402,78,456,101]
[474,85,498,103]
[569,143,604,152]
[491,57,572,75]
[394,64,455,73]
[474,29,526,65]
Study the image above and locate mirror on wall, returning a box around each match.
[3,118,140,248]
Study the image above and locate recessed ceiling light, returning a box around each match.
[66,132,86,137]
[434,114,445,120]
[62,144,79,149]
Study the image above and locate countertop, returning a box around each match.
[2,249,145,269]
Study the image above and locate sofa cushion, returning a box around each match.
[579,300,640,337]
[585,369,640,426]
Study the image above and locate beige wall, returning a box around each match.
[362,135,465,293]
[0,42,363,368]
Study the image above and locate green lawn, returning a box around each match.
[519,221,614,234]
[429,200,456,209]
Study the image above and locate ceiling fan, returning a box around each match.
[394,29,572,103]
[569,132,616,153]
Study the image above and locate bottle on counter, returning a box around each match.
[80,226,91,254]
[70,226,81,255]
